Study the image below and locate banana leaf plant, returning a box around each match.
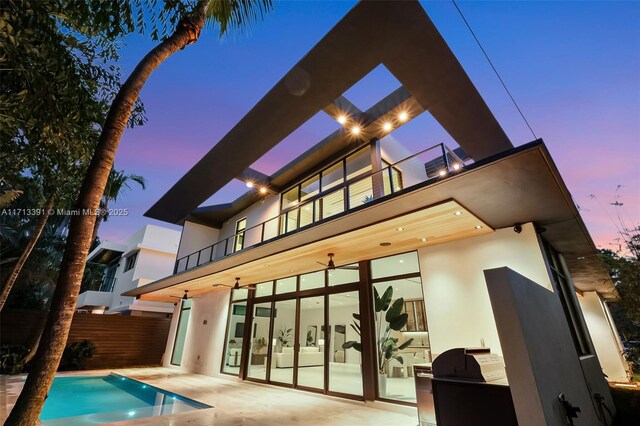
[342,286,414,374]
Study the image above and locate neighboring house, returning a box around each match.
[77,224,180,317]
[125,2,628,423]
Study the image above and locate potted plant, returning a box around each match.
[342,286,414,397]
[277,325,293,350]
[252,337,267,354]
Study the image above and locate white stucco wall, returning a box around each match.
[177,221,221,259]
[579,291,629,382]
[418,223,552,358]
[218,194,280,247]
[165,289,232,377]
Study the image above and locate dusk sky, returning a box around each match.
[103,1,639,252]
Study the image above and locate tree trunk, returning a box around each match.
[0,197,55,312]
[90,200,108,244]
[4,3,209,425]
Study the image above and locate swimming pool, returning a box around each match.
[40,373,210,425]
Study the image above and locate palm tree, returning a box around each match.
[6,1,273,424]
[91,169,146,243]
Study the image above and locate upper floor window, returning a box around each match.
[124,252,138,272]
[280,146,370,212]
[234,218,247,252]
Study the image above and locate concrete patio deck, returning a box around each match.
[1,367,418,425]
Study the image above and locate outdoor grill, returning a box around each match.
[429,348,518,425]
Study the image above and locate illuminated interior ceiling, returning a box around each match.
[138,200,491,302]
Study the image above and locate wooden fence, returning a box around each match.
[1,310,171,369]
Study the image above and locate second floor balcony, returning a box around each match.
[175,142,466,274]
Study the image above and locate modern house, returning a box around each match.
[77,224,180,317]
[124,2,628,424]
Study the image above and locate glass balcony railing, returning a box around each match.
[174,143,465,274]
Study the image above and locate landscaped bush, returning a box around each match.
[59,340,96,371]
[0,344,29,375]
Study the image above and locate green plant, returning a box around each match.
[343,286,414,374]
[306,329,315,346]
[252,337,267,354]
[277,325,293,347]
[0,344,29,375]
[58,341,96,371]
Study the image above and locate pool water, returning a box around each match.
[40,374,210,425]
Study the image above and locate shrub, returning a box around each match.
[0,344,29,375]
[59,340,96,371]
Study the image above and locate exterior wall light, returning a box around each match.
[245,181,254,188]
[439,170,447,177]
[452,163,461,170]
[351,126,361,135]
[259,187,268,194]
[337,115,348,125]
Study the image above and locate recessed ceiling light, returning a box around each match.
[420,238,427,242]
[452,163,461,170]
[351,126,361,135]
[454,211,463,216]
[474,225,483,230]
[259,187,268,194]
[398,111,409,122]
[396,227,404,231]
[337,114,347,125]
[379,242,391,246]
[399,259,404,263]
[439,170,447,177]
[245,181,254,188]
[383,122,393,132]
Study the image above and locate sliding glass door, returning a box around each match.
[297,296,325,390]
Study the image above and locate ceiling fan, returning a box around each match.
[316,253,358,271]
[212,277,241,290]
[169,289,202,303]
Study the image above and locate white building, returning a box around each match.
[77,224,180,317]
[124,2,629,424]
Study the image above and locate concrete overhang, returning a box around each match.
[87,241,126,264]
[145,0,512,225]
[126,141,616,303]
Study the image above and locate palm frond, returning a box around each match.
[206,0,273,35]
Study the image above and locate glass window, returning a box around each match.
[329,291,362,396]
[271,299,296,384]
[255,281,273,298]
[234,218,247,252]
[348,176,373,208]
[124,252,138,272]
[320,189,345,219]
[170,299,192,366]
[371,277,429,403]
[232,288,248,301]
[281,208,299,234]
[328,264,359,286]
[300,271,325,291]
[544,240,592,356]
[275,276,297,294]
[282,186,299,210]
[382,160,403,196]
[297,296,324,390]
[222,302,246,374]
[299,202,315,228]
[321,163,344,191]
[371,252,420,280]
[247,302,272,380]
[346,148,372,181]
[300,175,320,202]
